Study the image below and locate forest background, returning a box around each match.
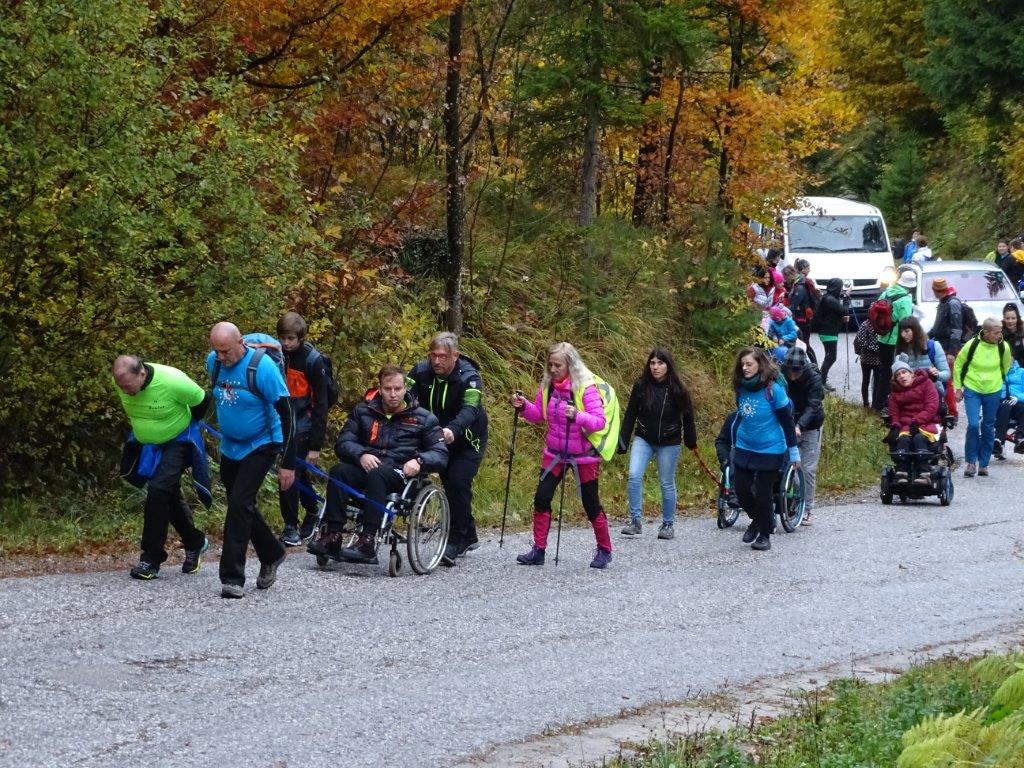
[1,0,1020,547]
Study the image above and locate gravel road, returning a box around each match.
[2,336,1022,768]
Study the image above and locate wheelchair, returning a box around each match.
[879,428,955,506]
[716,463,807,532]
[314,473,450,577]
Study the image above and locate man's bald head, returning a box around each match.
[112,355,147,395]
[210,322,246,367]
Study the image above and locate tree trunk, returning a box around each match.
[631,58,663,226]
[716,12,745,223]
[661,74,686,225]
[578,0,603,228]
[444,3,466,333]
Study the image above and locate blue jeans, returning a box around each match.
[627,437,682,524]
[963,388,1001,467]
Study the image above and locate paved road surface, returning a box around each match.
[2,338,1021,767]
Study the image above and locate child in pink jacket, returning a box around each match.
[510,342,613,568]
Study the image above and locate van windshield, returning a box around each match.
[919,270,1019,303]
[788,215,889,253]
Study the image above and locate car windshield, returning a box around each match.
[787,215,888,253]
[921,270,1019,303]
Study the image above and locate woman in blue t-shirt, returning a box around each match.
[731,346,801,551]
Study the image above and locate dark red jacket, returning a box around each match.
[888,369,940,432]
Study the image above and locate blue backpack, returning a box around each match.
[211,333,285,400]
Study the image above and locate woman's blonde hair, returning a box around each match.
[541,342,596,393]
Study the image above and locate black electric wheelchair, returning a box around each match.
[313,472,450,577]
[716,462,807,532]
[879,427,955,506]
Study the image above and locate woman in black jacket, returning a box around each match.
[811,277,848,390]
[619,347,697,540]
[1002,302,1024,366]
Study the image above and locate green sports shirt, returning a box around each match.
[116,363,205,445]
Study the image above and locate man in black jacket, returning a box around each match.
[407,332,488,561]
[789,258,820,343]
[308,364,448,564]
[782,346,824,525]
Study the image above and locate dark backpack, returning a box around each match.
[304,342,340,409]
[211,332,285,400]
[959,301,979,338]
[868,295,894,334]
[959,335,1008,384]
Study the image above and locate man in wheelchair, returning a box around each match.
[308,364,448,564]
[886,359,942,485]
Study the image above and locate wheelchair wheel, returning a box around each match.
[778,465,805,532]
[407,482,450,575]
[388,550,402,577]
[938,468,954,506]
[880,470,893,505]
[716,492,740,529]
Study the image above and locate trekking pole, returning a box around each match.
[498,396,523,548]
[554,411,571,566]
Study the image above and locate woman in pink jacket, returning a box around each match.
[510,342,613,569]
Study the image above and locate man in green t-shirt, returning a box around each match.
[113,355,211,581]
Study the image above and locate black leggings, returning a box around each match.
[534,468,602,521]
[820,339,838,385]
[860,363,877,407]
[732,465,781,538]
[894,433,933,473]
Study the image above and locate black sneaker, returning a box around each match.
[741,522,759,544]
[340,534,379,564]
[307,529,343,559]
[751,534,771,551]
[441,543,458,567]
[298,516,318,542]
[256,553,286,589]
[657,523,675,540]
[181,537,209,574]
[130,559,159,580]
[994,440,1005,459]
[280,525,302,547]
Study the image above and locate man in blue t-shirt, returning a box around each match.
[208,322,296,599]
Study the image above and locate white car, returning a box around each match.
[895,261,1024,334]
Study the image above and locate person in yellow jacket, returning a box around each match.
[953,317,1012,477]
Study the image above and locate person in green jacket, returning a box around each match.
[873,271,916,411]
[953,318,1012,477]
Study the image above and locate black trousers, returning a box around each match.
[324,461,407,534]
[894,433,932,473]
[874,343,896,410]
[141,441,206,565]
[819,339,838,385]
[440,448,483,546]
[995,401,1024,441]
[732,465,780,538]
[278,432,318,528]
[219,444,285,587]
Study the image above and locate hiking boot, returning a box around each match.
[620,518,642,536]
[751,534,771,551]
[220,583,244,599]
[978,466,989,477]
[516,545,545,566]
[464,537,481,552]
[741,522,759,544]
[298,515,319,542]
[913,473,932,485]
[280,525,302,547]
[963,463,976,478]
[590,548,613,569]
[181,537,209,574]
[129,559,159,581]
[455,538,478,557]
[894,470,909,482]
[657,522,675,540]
[340,534,379,564]
[994,440,1005,459]
[307,529,343,559]
[256,553,286,590]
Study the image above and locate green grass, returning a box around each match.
[606,652,1019,768]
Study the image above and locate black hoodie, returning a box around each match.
[812,277,847,336]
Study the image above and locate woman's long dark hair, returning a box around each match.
[895,316,928,356]
[732,346,777,391]
[642,347,692,411]
[1002,302,1022,336]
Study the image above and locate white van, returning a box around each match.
[779,196,896,311]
